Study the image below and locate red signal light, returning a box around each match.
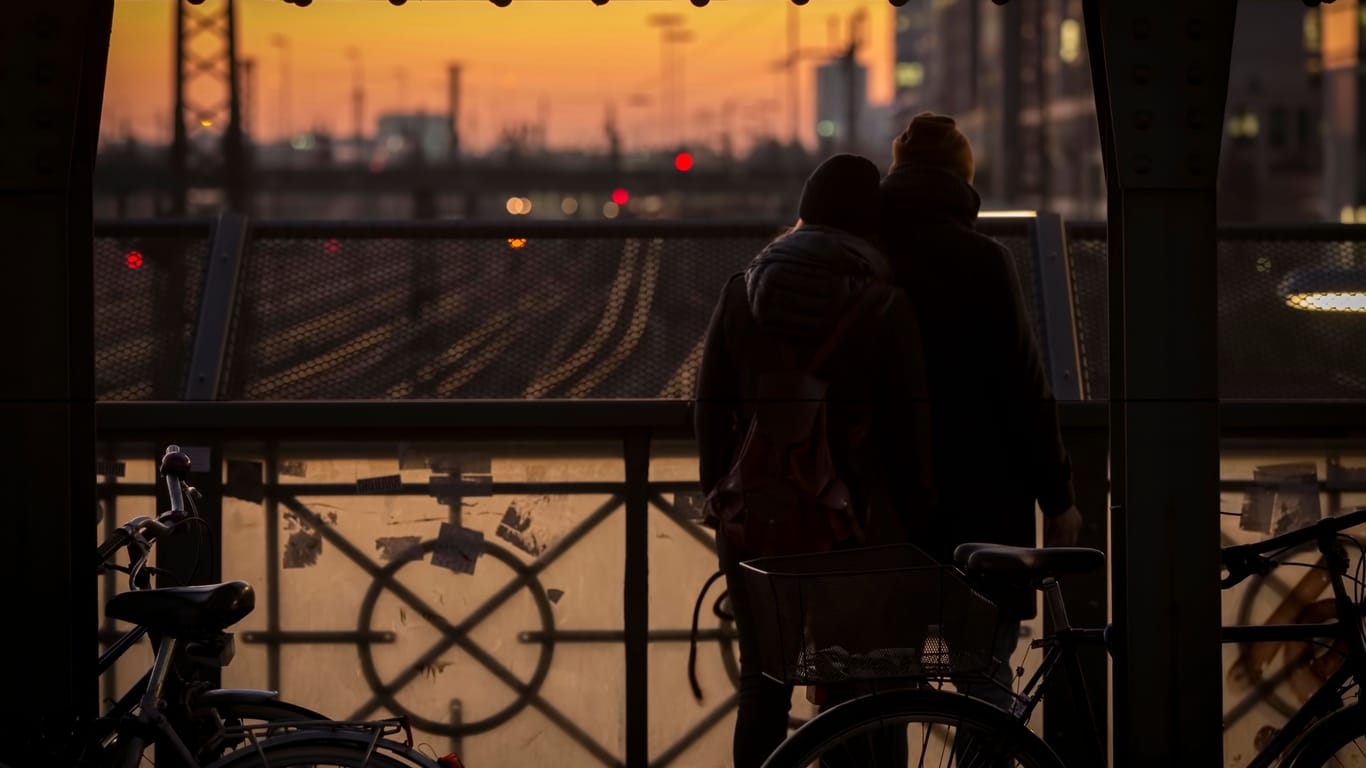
[126,251,143,270]
[324,238,341,255]
[674,152,693,172]
[611,188,630,206]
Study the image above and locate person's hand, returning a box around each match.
[1043,506,1083,548]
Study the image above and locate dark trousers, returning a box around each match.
[718,533,793,768]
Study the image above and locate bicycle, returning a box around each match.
[26,444,455,768]
[752,505,1366,768]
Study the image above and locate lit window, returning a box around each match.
[1228,111,1259,139]
[895,62,925,88]
[1059,19,1082,64]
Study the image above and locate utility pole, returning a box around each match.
[347,47,365,146]
[270,34,291,142]
[664,27,695,147]
[448,62,461,159]
[647,13,684,150]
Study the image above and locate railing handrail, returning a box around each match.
[92,400,1366,439]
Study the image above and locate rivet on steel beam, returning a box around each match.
[1132,18,1152,40]
[1186,17,1206,40]
[1186,64,1204,86]
[1134,110,1153,130]
[1186,109,1204,130]
[1133,66,1151,85]
[1133,155,1153,175]
[1187,152,1206,176]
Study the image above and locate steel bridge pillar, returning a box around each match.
[1081,1,1236,764]
[0,0,112,760]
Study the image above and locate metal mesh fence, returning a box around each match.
[217,221,1039,401]
[1065,223,1109,400]
[1063,224,1366,400]
[1218,229,1366,399]
[219,224,782,400]
[92,218,1366,402]
[93,222,212,400]
[996,229,1050,379]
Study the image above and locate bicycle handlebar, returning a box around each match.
[94,445,196,566]
[1221,505,1366,589]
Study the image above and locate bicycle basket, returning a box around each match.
[738,543,1002,686]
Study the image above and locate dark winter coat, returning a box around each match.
[693,224,936,547]
[880,166,1075,617]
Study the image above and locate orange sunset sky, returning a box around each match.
[102,0,896,153]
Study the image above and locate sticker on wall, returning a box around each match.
[1327,462,1366,487]
[376,536,425,563]
[284,529,323,568]
[95,461,126,478]
[279,459,307,478]
[357,474,402,494]
[1240,463,1321,536]
[431,522,484,575]
[226,460,264,503]
[495,502,542,556]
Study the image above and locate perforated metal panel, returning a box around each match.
[1218,230,1366,399]
[219,225,782,400]
[994,229,1050,378]
[93,223,211,400]
[1065,223,1109,400]
[1063,224,1366,401]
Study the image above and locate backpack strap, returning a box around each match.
[804,283,892,375]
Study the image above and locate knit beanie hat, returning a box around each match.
[797,153,882,238]
[892,112,975,183]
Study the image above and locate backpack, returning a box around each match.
[703,284,890,561]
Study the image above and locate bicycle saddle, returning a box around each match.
[953,543,1105,581]
[106,580,255,638]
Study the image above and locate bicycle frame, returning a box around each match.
[1015,516,1366,768]
[1224,526,1366,768]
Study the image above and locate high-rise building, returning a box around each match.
[815,56,871,155]
[892,0,1319,222]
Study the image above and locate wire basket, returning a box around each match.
[738,543,1003,686]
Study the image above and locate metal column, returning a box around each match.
[1082,2,1236,765]
[0,0,113,759]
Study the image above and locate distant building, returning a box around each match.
[375,112,456,167]
[815,56,871,155]
[1218,0,1322,222]
[892,0,1320,222]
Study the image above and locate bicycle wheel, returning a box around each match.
[761,688,1066,768]
[207,731,443,768]
[1284,704,1366,767]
